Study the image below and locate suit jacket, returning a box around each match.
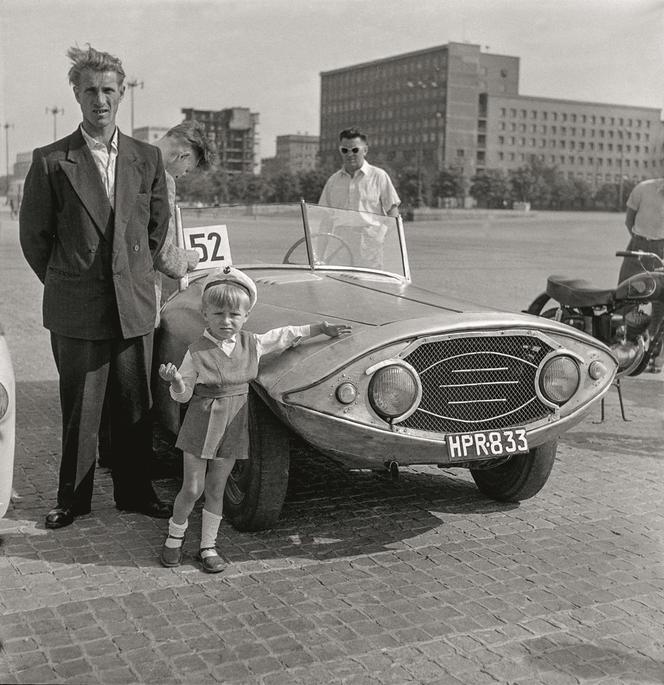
[19,128,170,340]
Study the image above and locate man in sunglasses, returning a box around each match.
[318,128,400,269]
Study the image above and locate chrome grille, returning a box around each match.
[400,334,554,433]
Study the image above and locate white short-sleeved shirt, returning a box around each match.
[626,178,664,240]
[318,161,400,217]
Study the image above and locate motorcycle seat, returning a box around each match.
[546,275,615,307]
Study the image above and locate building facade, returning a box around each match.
[319,42,664,185]
[182,107,259,174]
[275,134,319,173]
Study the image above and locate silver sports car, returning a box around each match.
[154,202,617,531]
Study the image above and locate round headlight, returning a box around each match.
[368,364,419,419]
[0,382,8,421]
[539,355,580,405]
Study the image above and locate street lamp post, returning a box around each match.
[126,79,143,136]
[3,123,13,195]
[45,106,64,142]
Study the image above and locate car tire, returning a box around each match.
[223,389,291,532]
[470,440,557,502]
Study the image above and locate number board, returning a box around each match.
[182,225,232,271]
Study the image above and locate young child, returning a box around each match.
[158,266,351,572]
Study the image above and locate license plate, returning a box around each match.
[446,428,529,460]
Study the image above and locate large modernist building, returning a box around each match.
[181,107,259,174]
[319,42,664,186]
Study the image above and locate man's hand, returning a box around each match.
[185,249,200,271]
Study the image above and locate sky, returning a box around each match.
[1,0,663,168]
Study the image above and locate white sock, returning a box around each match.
[165,517,188,548]
[200,509,222,557]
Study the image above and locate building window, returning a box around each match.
[500,107,506,117]
[498,136,505,144]
[531,110,537,119]
[457,149,464,157]
[542,112,548,120]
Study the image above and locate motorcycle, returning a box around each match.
[526,250,664,419]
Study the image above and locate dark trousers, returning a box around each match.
[50,332,155,510]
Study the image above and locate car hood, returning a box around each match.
[159,269,608,397]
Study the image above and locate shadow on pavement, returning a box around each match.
[5,380,518,570]
[525,640,664,683]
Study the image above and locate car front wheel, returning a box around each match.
[223,390,291,531]
[470,440,557,502]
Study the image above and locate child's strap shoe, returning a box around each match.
[198,547,225,573]
[160,533,185,568]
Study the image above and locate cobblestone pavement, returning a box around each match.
[1,208,663,684]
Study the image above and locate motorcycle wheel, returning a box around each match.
[526,295,586,330]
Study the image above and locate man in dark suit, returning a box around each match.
[20,45,171,528]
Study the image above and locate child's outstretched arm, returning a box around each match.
[255,321,352,358]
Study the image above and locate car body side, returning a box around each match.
[0,326,16,518]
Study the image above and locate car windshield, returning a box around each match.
[178,202,408,279]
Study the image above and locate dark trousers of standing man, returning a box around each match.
[50,331,155,512]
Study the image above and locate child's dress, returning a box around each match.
[171,327,308,460]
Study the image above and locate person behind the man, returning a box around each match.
[19,45,171,529]
[318,127,400,269]
[617,177,664,373]
[153,121,216,304]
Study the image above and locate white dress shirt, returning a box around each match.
[80,125,119,209]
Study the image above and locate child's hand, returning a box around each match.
[321,321,352,338]
[159,362,182,385]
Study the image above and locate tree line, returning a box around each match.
[175,158,637,214]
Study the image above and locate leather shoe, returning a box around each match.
[116,498,172,519]
[45,507,75,529]
[198,548,226,574]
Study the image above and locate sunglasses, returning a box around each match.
[339,146,363,154]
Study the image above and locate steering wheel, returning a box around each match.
[282,233,354,266]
